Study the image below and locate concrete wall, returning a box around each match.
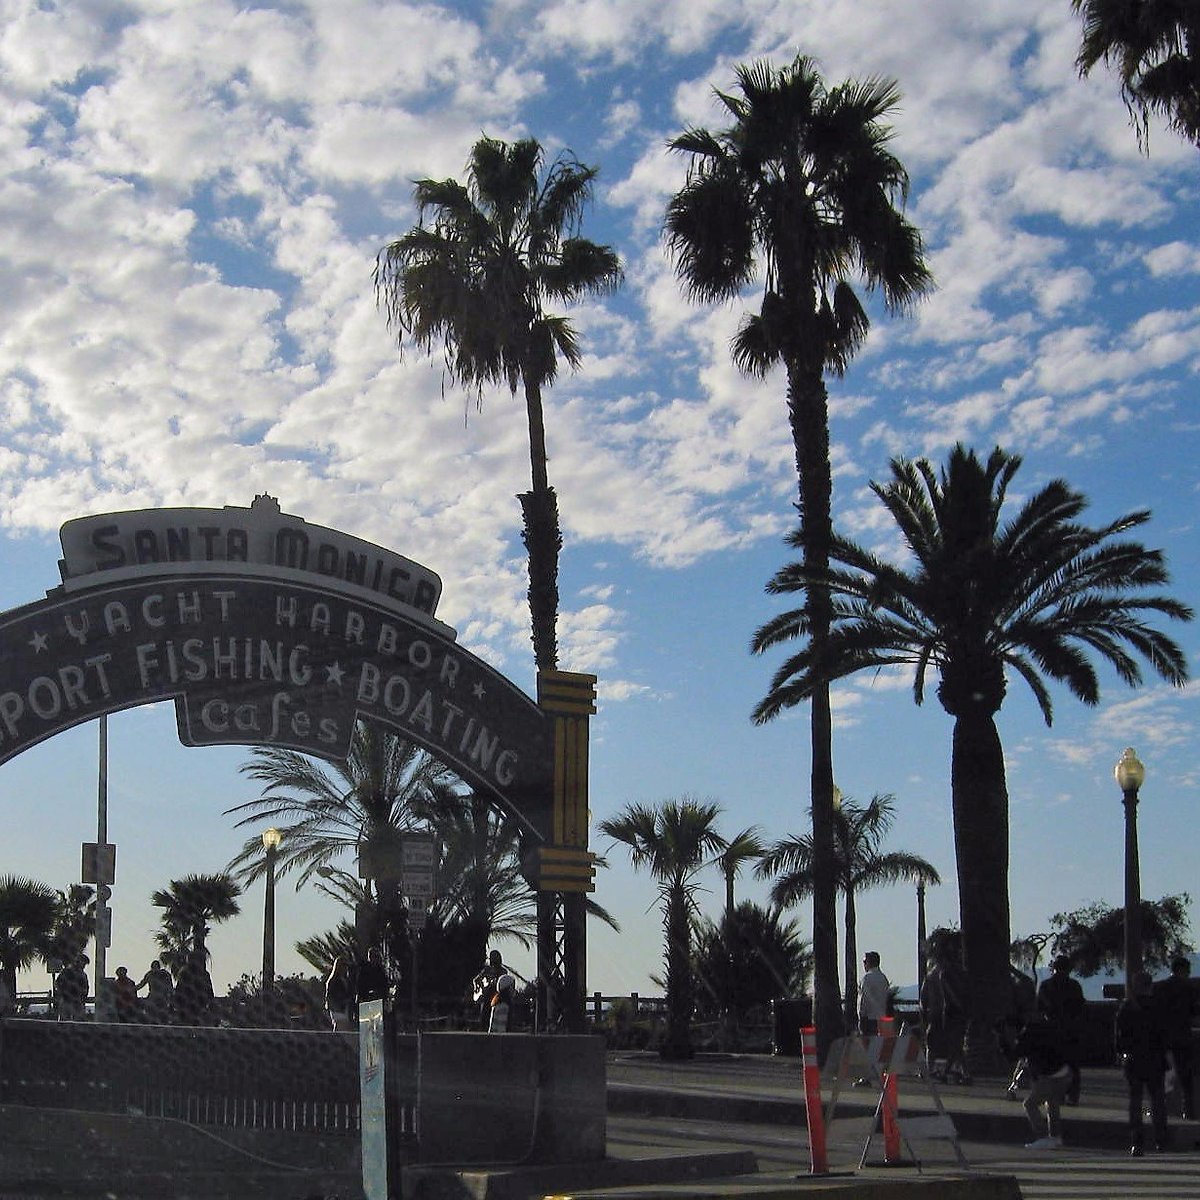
[415,1033,605,1165]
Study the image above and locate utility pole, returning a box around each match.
[93,715,111,1009]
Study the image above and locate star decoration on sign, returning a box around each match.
[29,631,48,654]
[472,681,486,700]
[325,662,346,687]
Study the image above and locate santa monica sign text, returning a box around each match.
[0,498,569,845]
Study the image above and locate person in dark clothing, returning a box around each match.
[1037,955,1085,1104]
[113,966,140,1023]
[55,957,89,1021]
[174,951,215,1026]
[1154,956,1196,1120]
[1116,970,1170,1155]
[1003,1017,1073,1149]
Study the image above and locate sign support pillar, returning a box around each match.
[532,671,597,1034]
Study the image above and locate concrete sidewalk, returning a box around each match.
[606,1050,1165,1151]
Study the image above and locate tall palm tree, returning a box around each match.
[376,136,623,671]
[0,874,57,998]
[666,54,932,1047]
[757,794,940,1028]
[752,443,1191,1069]
[150,873,242,974]
[1071,0,1200,149]
[598,798,727,1060]
[717,827,765,921]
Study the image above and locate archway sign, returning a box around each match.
[0,495,596,1018]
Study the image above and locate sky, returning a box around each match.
[0,0,1197,1005]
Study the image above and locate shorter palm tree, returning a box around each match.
[227,720,461,888]
[151,874,242,975]
[717,827,765,921]
[753,443,1191,1068]
[599,798,727,1060]
[0,875,57,998]
[49,884,96,968]
[692,902,812,1024]
[757,794,939,1028]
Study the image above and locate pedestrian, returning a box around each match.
[325,954,354,1031]
[136,959,175,1024]
[1154,956,1197,1120]
[174,950,215,1026]
[1003,965,1038,1098]
[1003,1016,1072,1150]
[113,966,140,1023]
[488,973,516,1033]
[1117,970,1170,1155]
[55,956,89,1021]
[858,951,890,1035]
[922,948,970,1083]
[1038,955,1085,1105]
[472,949,510,1029]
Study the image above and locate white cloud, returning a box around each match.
[1145,242,1200,278]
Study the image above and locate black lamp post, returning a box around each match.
[916,879,928,994]
[261,827,282,989]
[1115,748,1145,997]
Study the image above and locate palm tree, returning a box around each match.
[376,136,623,672]
[150,873,242,974]
[717,827,765,921]
[752,443,1192,1069]
[598,798,727,1059]
[226,720,463,886]
[692,901,812,1023]
[1071,0,1200,149]
[757,793,940,1028]
[666,54,932,1047]
[0,875,57,998]
[48,884,96,968]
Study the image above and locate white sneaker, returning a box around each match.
[1024,1136,1063,1151]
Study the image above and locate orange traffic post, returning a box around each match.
[801,1025,828,1175]
[878,1015,902,1164]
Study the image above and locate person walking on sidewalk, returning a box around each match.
[1154,956,1197,1120]
[1038,955,1085,1105]
[858,951,890,1035]
[1003,1016,1072,1150]
[1117,970,1170,1155]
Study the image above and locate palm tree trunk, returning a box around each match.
[518,488,561,673]
[663,884,694,1059]
[843,884,858,1030]
[787,363,844,1057]
[520,372,560,673]
[951,709,1011,1076]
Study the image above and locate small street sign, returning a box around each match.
[402,872,434,899]
[82,842,116,885]
[400,833,436,868]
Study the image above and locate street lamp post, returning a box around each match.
[1115,748,1145,997]
[261,827,282,990]
[916,879,928,994]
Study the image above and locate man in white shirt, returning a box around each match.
[859,951,890,1034]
